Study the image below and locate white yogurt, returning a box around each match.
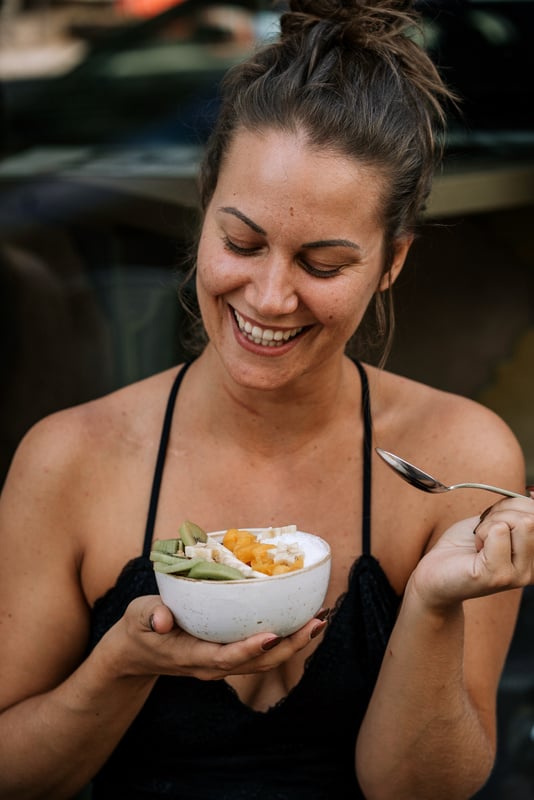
[257,531,325,569]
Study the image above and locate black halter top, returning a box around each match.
[88,360,400,800]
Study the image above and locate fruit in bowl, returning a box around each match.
[152,522,331,643]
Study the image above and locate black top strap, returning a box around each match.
[142,358,373,558]
[353,360,372,556]
[142,361,193,558]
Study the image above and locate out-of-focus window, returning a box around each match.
[0,0,281,153]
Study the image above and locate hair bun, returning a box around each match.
[282,0,418,49]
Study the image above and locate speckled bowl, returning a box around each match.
[154,528,331,643]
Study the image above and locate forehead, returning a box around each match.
[214,128,386,232]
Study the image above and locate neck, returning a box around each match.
[186,348,360,456]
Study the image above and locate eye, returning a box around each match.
[223,235,261,256]
[298,257,344,279]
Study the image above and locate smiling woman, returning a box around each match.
[1,2,534,800]
[195,129,407,389]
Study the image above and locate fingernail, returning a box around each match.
[310,620,327,639]
[262,636,282,651]
[479,505,494,522]
[474,504,495,535]
[149,614,156,632]
[315,608,330,622]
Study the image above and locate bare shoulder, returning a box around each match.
[367,365,525,491]
[5,367,180,486]
[0,365,186,557]
[0,366,185,707]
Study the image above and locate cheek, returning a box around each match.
[313,278,376,333]
[197,231,250,302]
[197,239,231,299]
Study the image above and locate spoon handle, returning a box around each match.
[449,482,527,499]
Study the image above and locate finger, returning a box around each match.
[473,497,534,536]
[257,615,329,659]
[213,613,330,673]
[478,520,513,574]
[472,502,514,537]
[504,513,534,571]
[477,508,534,586]
[129,596,176,634]
[148,605,176,634]
[473,503,496,535]
[253,611,329,654]
[470,511,490,551]
[477,506,534,535]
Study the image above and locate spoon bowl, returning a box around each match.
[376,448,526,499]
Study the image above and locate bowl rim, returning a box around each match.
[155,528,331,584]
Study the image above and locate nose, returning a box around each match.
[244,254,299,317]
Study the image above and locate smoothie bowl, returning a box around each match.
[152,522,331,643]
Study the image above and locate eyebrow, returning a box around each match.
[219,206,360,251]
[219,206,266,235]
[304,239,361,251]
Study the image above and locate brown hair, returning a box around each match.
[184,1,456,362]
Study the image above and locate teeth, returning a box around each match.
[234,310,303,347]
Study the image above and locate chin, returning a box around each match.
[211,344,302,393]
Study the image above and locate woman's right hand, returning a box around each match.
[106,594,328,682]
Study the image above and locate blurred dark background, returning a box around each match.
[0,2,533,797]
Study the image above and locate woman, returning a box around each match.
[1,2,533,798]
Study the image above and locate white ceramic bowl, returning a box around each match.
[155,528,331,643]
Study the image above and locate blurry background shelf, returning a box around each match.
[1,145,533,220]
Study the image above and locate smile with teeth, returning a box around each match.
[234,310,303,347]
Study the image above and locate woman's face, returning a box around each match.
[196,128,410,390]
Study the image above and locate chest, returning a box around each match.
[81,414,432,608]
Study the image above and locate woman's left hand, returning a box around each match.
[410,494,534,610]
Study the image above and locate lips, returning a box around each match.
[233,309,304,348]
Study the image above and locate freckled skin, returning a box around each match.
[195,128,410,394]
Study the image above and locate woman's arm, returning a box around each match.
[356,407,533,800]
[0,414,160,798]
[0,414,325,800]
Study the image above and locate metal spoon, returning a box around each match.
[376,448,526,499]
